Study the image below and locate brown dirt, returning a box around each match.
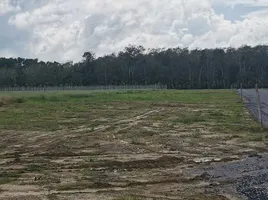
[0,101,265,200]
[0,97,14,107]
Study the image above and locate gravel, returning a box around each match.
[190,154,268,200]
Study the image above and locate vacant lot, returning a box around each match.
[0,90,267,200]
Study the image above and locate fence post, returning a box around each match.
[255,84,263,128]
[240,83,243,101]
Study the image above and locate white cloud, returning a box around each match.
[242,9,268,19]
[213,0,268,7]
[0,0,21,16]
[2,0,268,62]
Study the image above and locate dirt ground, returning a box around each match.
[0,95,267,200]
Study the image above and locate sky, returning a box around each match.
[1,0,268,62]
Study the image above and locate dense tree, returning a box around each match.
[1,45,268,89]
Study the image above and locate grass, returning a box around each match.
[173,113,205,124]
[0,89,237,103]
[0,170,22,184]
[0,89,263,136]
[25,164,46,172]
[0,89,261,133]
[56,181,112,191]
[0,177,14,185]
[116,196,142,200]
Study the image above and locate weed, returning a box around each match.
[0,170,22,184]
[86,156,95,162]
[246,135,263,142]
[25,164,45,172]
[14,152,21,163]
[173,114,205,124]
[66,93,93,99]
[47,194,59,200]
[40,94,46,101]
[209,111,225,117]
[0,177,13,184]
[56,181,111,191]
[116,196,143,200]
[14,97,25,103]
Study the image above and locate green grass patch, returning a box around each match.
[0,89,237,104]
[173,114,205,124]
[0,89,260,136]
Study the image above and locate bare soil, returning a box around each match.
[0,101,266,200]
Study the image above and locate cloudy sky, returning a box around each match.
[1,0,268,62]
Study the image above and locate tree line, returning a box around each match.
[1,45,268,89]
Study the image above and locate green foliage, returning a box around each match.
[1,45,268,89]
[14,97,25,103]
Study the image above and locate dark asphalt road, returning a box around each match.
[238,89,268,127]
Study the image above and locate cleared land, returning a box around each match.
[0,90,267,200]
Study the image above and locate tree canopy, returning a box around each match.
[1,45,267,89]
